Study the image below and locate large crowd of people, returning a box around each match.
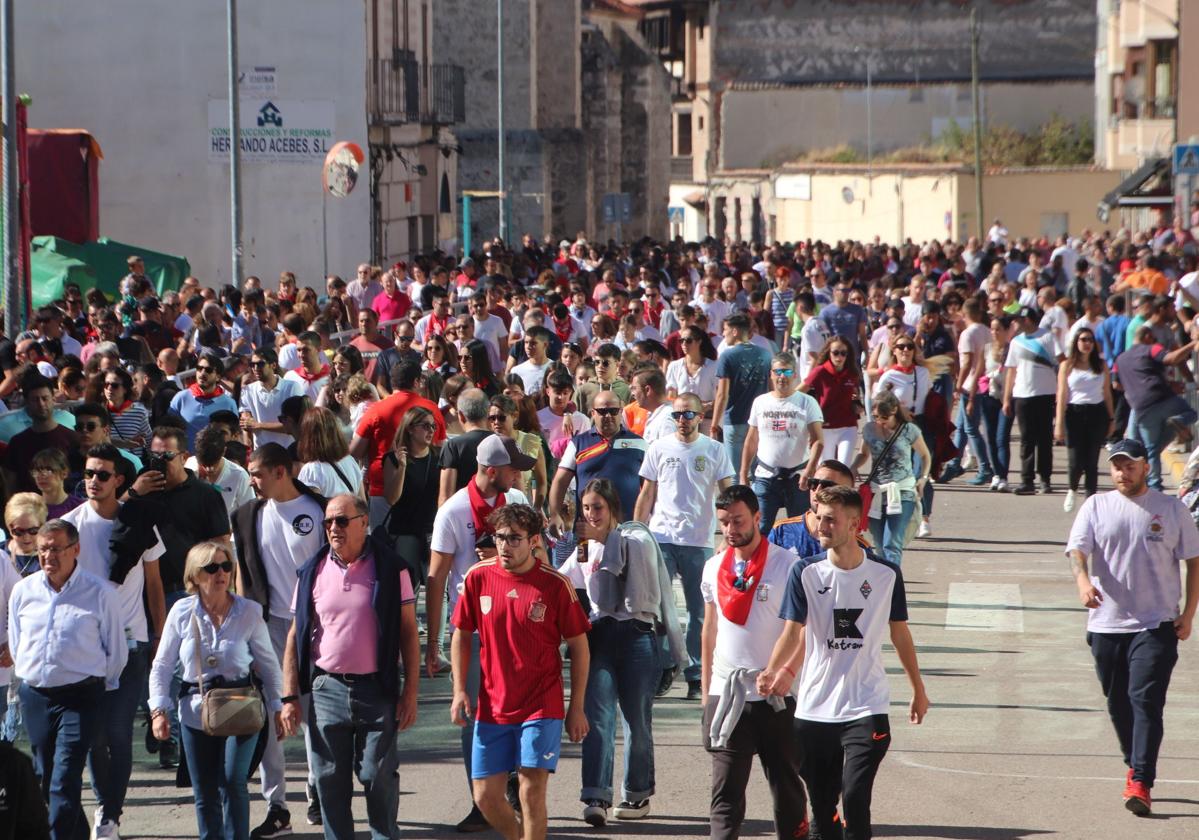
[0,221,1197,838]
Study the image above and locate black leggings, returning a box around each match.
[1065,402,1109,494]
[795,714,891,840]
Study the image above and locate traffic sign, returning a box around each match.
[1174,143,1199,176]
[602,192,632,224]
[668,206,685,223]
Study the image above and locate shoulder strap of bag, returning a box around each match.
[328,459,355,494]
[190,611,206,696]
[866,421,905,486]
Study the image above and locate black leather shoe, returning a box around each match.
[654,666,677,698]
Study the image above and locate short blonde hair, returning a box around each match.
[183,542,234,594]
[5,492,48,529]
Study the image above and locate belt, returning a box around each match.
[313,667,378,684]
[29,676,104,696]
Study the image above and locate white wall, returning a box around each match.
[16,1,370,288]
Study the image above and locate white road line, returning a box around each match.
[895,754,1199,785]
[944,582,1024,632]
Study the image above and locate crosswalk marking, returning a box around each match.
[944,582,1024,632]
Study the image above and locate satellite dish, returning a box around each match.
[323,142,365,198]
[842,186,855,204]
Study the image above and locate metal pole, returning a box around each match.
[971,5,984,238]
[865,55,872,181]
[1,0,18,336]
[462,194,472,257]
[227,0,244,287]
[496,0,505,244]
[322,191,328,278]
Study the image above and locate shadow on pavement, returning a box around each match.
[873,825,1055,838]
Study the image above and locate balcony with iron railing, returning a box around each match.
[368,59,465,126]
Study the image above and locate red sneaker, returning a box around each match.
[1123,778,1151,816]
[794,816,809,839]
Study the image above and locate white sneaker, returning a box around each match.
[996,480,1009,493]
[962,450,975,471]
[917,520,932,539]
[1063,489,1076,513]
[989,475,1001,491]
[94,819,120,840]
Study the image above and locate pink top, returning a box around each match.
[371,290,412,323]
[309,553,412,674]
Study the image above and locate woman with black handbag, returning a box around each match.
[149,542,291,840]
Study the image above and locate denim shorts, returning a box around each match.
[471,717,564,778]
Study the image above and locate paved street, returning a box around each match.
[108,457,1199,839]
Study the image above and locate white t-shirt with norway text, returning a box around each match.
[746,391,823,471]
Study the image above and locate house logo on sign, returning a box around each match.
[257,102,283,127]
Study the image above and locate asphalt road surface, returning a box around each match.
[98,460,1199,838]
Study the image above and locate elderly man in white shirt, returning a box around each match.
[8,518,126,840]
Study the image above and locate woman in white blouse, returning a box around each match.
[150,542,290,840]
[665,326,718,416]
[296,407,365,499]
[1053,327,1114,512]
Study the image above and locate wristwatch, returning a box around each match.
[150,708,167,720]
[281,695,300,704]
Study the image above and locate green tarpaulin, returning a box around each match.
[31,248,98,308]
[32,236,189,308]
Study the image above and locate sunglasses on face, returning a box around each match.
[397,335,414,343]
[808,478,839,490]
[830,350,848,357]
[201,560,234,575]
[324,514,365,530]
[8,526,40,537]
[487,413,507,423]
[895,344,916,351]
[772,368,794,377]
[83,469,114,482]
[670,410,699,421]
[593,407,622,417]
[103,381,123,389]
[251,360,268,368]
[77,421,102,433]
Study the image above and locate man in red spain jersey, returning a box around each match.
[451,503,592,840]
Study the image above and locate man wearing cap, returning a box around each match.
[426,434,533,831]
[1067,439,1199,817]
[1002,307,1064,495]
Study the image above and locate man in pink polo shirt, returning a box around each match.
[282,494,420,839]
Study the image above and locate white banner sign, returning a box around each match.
[209,99,335,164]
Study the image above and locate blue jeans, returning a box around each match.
[581,618,658,804]
[1130,395,1198,490]
[951,397,992,476]
[20,677,107,840]
[977,394,1012,481]
[90,643,148,824]
[307,673,400,840]
[723,423,749,481]
[180,724,257,840]
[868,499,917,566]
[751,474,807,535]
[659,543,709,683]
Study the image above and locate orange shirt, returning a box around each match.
[1124,269,1169,295]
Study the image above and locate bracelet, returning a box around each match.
[780,665,795,678]
[281,695,299,704]
[150,708,167,720]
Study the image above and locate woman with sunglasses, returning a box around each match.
[665,326,718,416]
[0,493,48,740]
[487,394,548,507]
[423,333,460,380]
[865,317,905,380]
[859,391,932,566]
[101,366,152,451]
[872,335,937,536]
[1053,327,1114,512]
[150,541,290,840]
[383,406,442,593]
[801,336,862,464]
[460,338,500,397]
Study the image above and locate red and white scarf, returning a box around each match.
[716,535,769,626]
[467,478,506,538]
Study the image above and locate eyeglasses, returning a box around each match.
[772,368,795,377]
[670,410,698,421]
[412,421,436,432]
[152,450,179,462]
[324,514,365,530]
[83,469,115,482]
[250,360,268,369]
[830,350,848,358]
[487,413,507,423]
[494,532,527,546]
[681,336,697,344]
[808,478,839,490]
[103,381,123,389]
[8,526,39,537]
[1078,336,1095,343]
[38,542,78,557]
[201,560,234,575]
[196,365,216,374]
[593,406,622,417]
[894,344,916,351]
[397,335,414,343]
[76,422,101,432]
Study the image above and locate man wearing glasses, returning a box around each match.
[8,519,126,840]
[283,494,420,839]
[64,442,166,839]
[239,347,304,449]
[373,321,422,396]
[635,393,736,700]
[168,351,238,451]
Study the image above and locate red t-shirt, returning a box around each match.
[355,391,446,496]
[803,362,860,429]
[371,290,413,323]
[452,559,591,724]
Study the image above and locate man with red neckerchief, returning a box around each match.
[701,484,809,840]
[283,331,331,401]
[167,351,238,450]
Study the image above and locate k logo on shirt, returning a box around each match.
[833,608,863,639]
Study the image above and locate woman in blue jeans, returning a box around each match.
[860,391,931,566]
[150,542,290,840]
[978,316,1014,492]
[559,479,659,828]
